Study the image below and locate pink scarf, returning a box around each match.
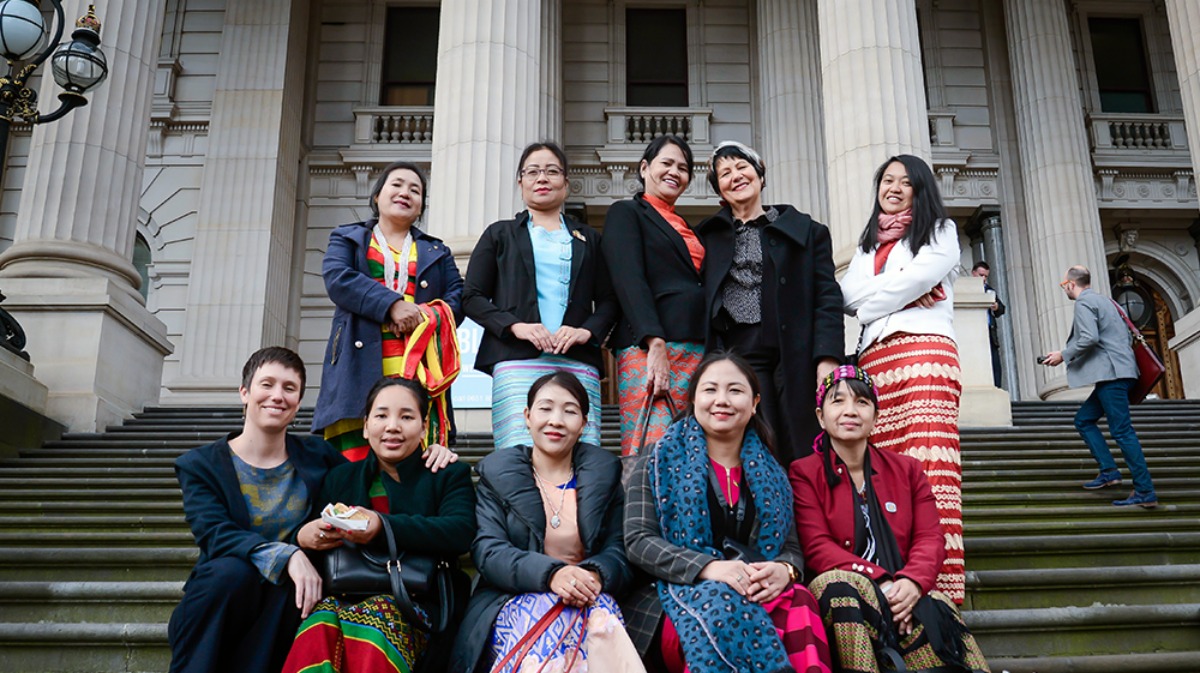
[876,209,912,244]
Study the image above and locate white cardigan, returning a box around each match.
[841,219,961,352]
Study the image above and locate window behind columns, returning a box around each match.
[626,8,688,107]
[133,233,152,301]
[380,7,440,105]
[1087,17,1155,113]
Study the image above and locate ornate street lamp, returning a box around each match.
[0,1,107,185]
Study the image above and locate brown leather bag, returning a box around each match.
[1110,300,1166,404]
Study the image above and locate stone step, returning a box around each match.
[967,531,1200,570]
[0,582,182,624]
[964,564,1200,612]
[0,515,187,531]
[963,487,1200,506]
[0,501,184,516]
[0,548,195,582]
[965,515,1196,536]
[983,651,1200,673]
[966,602,1200,659]
[0,622,169,673]
[965,502,1200,521]
[0,531,196,547]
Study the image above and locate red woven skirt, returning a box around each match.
[859,333,964,604]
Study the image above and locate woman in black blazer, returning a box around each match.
[602,135,707,456]
[463,141,618,449]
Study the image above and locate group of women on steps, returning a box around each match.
[168,134,990,673]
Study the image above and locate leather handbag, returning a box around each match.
[318,511,456,633]
[1110,300,1166,404]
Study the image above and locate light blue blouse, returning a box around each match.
[528,215,573,334]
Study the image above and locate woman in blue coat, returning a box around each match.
[312,160,464,459]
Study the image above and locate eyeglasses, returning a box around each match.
[1059,279,1073,289]
[520,166,565,180]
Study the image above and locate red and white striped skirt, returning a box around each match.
[860,332,964,604]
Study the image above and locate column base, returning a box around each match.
[0,278,173,433]
[1168,307,1200,398]
[953,278,1013,425]
[159,379,245,406]
[0,348,64,457]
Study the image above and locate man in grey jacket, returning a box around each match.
[1042,265,1157,508]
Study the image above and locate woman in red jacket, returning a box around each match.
[790,366,989,673]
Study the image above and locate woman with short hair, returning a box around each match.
[603,135,708,457]
[838,154,965,603]
[698,141,844,464]
[464,142,618,449]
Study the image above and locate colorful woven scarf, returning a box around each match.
[381,299,460,446]
[648,415,793,673]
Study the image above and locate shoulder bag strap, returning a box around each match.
[635,385,679,454]
[376,512,426,630]
[1109,299,1147,346]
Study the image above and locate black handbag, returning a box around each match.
[317,512,456,633]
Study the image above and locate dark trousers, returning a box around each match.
[167,557,302,673]
[1074,378,1155,495]
[717,322,788,461]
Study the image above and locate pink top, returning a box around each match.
[539,477,584,564]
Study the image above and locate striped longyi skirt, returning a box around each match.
[491,355,602,450]
[859,332,964,604]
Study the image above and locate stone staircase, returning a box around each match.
[1,402,1198,672]
[960,400,1200,673]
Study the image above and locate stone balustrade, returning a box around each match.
[352,106,435,145]
[603,107,712,146]
[1089,113,1189,152]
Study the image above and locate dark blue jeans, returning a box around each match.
[1074,378,1155,495]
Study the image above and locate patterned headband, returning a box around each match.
[816,364,879,408]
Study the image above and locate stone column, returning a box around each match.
[1165,1,1200,178]
[817,0,930,260]
[430,0,541,254]
[979,215,1020,397]
[0,0,172,431]
[167,0,310,402]
[757,0,827,222]
[539,0,562,142]
[1003,0,1109,399]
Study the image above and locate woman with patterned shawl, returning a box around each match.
[282,377,476,673]
[312,160,463,462]
[838,155,965,604]
[449,371,642,673]
[790,365,990,673]
[623,351,832,673]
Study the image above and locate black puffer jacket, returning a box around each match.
[448,442,631,673]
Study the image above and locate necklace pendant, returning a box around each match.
[550,514,562,529]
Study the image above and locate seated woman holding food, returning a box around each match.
[282,377,477,673]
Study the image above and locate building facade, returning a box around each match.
[1,0,1198,433]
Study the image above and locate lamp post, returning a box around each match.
[0,0,108,186]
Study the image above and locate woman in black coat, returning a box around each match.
[463,141,618,449]
[602,135,708,456]
[698,141,844,463]
[449,372,640,673]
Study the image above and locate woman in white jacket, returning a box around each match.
[839,154,966,605]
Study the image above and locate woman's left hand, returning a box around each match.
[422,443,459,472]
[884,577,922,630]
[338,509,384,545]
[550,565,602,607]
[551,326,591,354]
[745,561,791,604]
[297,518,345,550]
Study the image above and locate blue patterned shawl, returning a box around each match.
[648,415,793,672]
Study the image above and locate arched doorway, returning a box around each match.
[1110,266,1185,400]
